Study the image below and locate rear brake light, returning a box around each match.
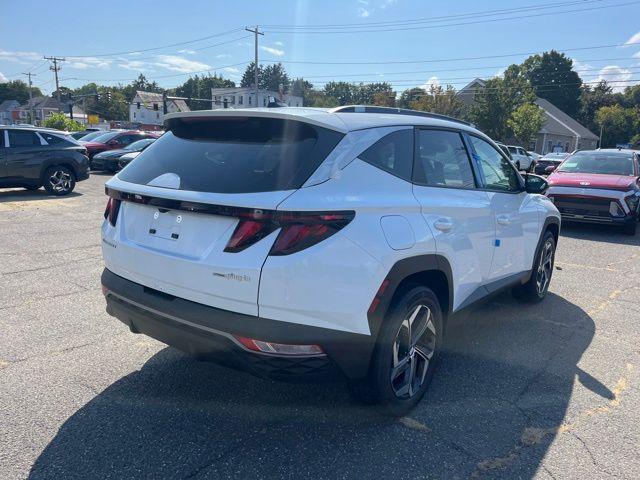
[104,198,121,226]
[223,211,354,255]
[234,335,324,355]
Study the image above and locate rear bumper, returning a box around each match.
[101,268,375,380]
[560,213,636,225]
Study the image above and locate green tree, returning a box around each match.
[261,63,290,92]
[175,74,235,110]
[578,81,615,134]
[397,87,426,108]
[470,65,535,140]
[0,80,43,104]
[42,112,83,131]
[305,90,339,107]
[507,103,545,145]
[409,84,463,118]
[120,74,162,102]
[521,50,582,117]
[240,62,263,88]
[323,81,356,105]
[595,105,639,147]
[290,78,314,103]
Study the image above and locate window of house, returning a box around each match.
[153,103,158,111]
[413,129,476,188]
[238,96,243,105]
[156,112,160,119]
[359,129,413,181]
[468,135,521,192]
[8,129,40,147]
[136,102,140,109]
[133,112,136,119]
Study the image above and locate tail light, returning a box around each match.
[103,197,121,226]
[223,211,354,255]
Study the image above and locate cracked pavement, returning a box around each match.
[1,174,639,479]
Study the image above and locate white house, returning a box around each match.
[129,90,190,127]
[210,87,303,109]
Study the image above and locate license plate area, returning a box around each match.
[149,209,182,241]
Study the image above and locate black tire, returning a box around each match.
[513,231,556,303]
[43,165,76,196]
[623,220,637,236]
[349,285,443,416]
[24,185,41,191]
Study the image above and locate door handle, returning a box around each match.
[496,214,511,226]
[433,218,453,232]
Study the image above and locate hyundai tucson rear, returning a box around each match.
[101,107,559,414]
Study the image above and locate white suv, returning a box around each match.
[101,106,560,414]
[507,145,535,171]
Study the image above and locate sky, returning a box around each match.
[1,0,640,95]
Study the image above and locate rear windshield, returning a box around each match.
[118,117,344,193]
[558,151,635,176]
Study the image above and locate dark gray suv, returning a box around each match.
[0,126,90,195]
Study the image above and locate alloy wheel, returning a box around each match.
[536,239,554,295]
[390,304,437,399]
[49,169,72,193]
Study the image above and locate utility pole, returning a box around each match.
[44,56,65,103]
[245,26,263,107]
[22,72,36,124]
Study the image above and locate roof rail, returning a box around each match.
[329,105,473,127]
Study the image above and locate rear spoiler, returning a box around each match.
[163,109,348,134]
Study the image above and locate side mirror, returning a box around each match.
[545,165,557,173]
[524,173,549,194]
[108,140,119,146]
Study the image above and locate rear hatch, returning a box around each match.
[102,114,344,316]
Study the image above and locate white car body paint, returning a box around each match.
[102,107,560,336]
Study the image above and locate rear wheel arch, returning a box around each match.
[40,160,78,183]
[368,255,453,340]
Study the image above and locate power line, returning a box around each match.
[54,27,245,58]
[263,0,605,29]
[264,0,640,34]
[263,40,640,65]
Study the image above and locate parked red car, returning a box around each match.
[546,149,640,235]
[81,130,159,161]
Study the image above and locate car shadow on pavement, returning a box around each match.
[560,222,640,246]
[0,189,82,202]
[29,293,608,479]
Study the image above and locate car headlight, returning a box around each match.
[625,192,640,212]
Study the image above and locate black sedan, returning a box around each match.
[90,138,155,172]
[534,152,570,175]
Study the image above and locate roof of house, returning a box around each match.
[0,100,21,111]
[535,97,598,140]
[133,91,189,112]
[24,96,65,110]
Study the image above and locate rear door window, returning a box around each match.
[118,117,344,194]
[413,129,476,188]
[8,130,40,147]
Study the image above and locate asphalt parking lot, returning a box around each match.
[1,173,639,480]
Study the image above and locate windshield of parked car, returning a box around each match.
[118,117,344,193]
[558,151,635,175]
[125,138,155,151]
[88,131,120,143]
[78,131,106,142]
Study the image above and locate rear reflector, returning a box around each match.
[368,279,390,315]
[234,335,324,356]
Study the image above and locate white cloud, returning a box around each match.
[177,49,196,55]
[358,7,371,17]
[0,71,7,83]
[260,46,285,56]
[128,51,142,56]
[421,76,440,90]
[380,0,398,9]
[154,55,211,73]
[118,60,152,72]
[216,53,231,59]
[633,51,640,58]
[223,66,239,73]
[594,65,633,92]
[624,31,640,47]
[273,41,284,46]
[0,49,41,64]
[357,0,369,4]
[67,57,113,70]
